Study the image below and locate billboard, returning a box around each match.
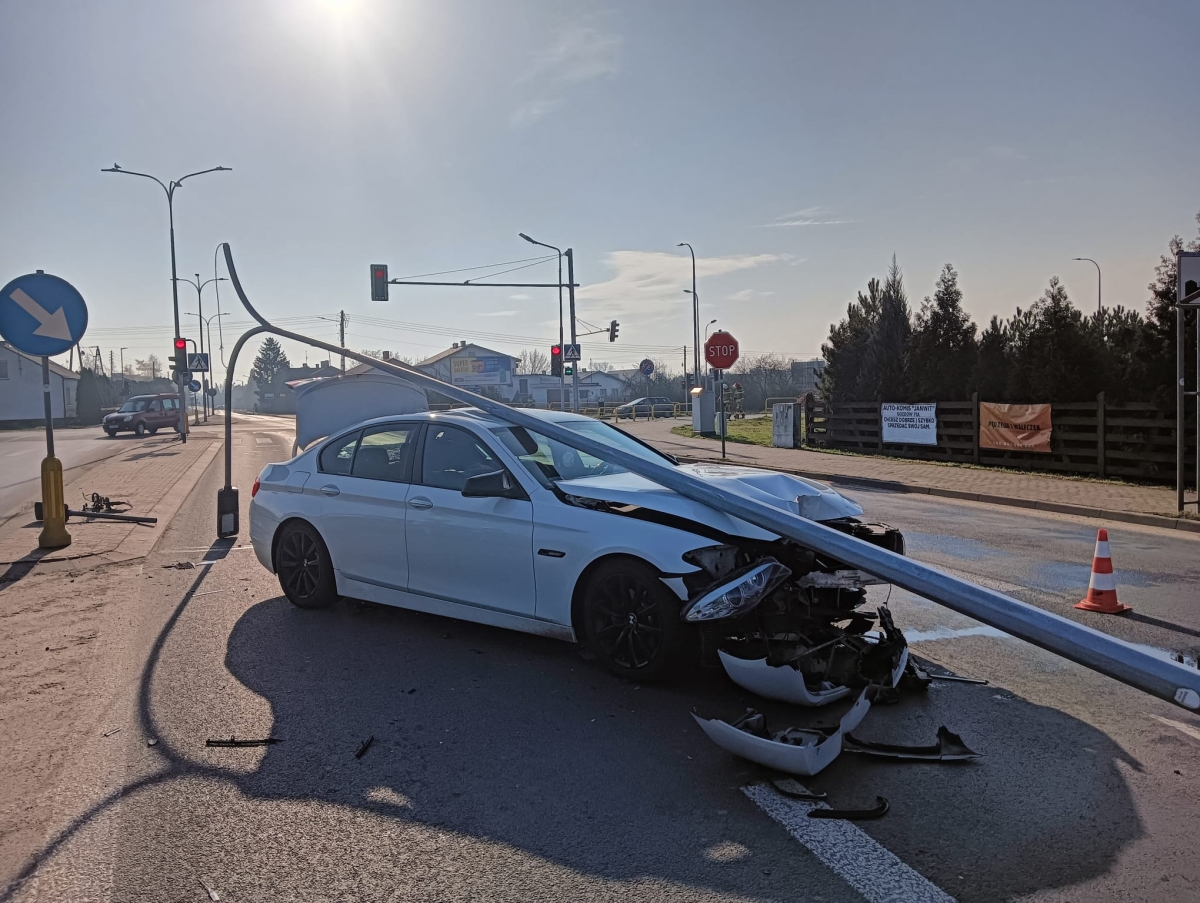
[979,402,1052,453]
[881,403,937,445]
[450,355,512,387]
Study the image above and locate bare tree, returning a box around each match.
[589,360,615,373]
[517,348,550,374]
[134,354,162,380]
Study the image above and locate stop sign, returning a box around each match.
[705,330,739,370]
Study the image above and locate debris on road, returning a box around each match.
[808,796,890,820]
[102,727,122,738]
[205,736,280,748]
[198,876,220,901]
[932,673,989,685]
[843,726,980,762]
[769,778,828,801]
[354,735,375,759]
[693,690,870,776]
[146,739,158,747]
[163,561,195,570]
[82,492,129,514]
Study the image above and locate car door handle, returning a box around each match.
[319,484,341,497]
[408,497,433,510]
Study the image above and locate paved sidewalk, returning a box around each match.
[619,418,1199,534]
[0,434,221,567]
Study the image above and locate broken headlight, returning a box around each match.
[681,559,792,623]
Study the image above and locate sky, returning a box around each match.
[2,0,1199,381]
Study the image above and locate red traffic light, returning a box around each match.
[551,345,561,356]
[174,338,186,350]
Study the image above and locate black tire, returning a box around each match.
[148,427,158,435]
[276,521,338,609]
[134,421,146,438]
[105,428,117,438]
[583,559,686,683]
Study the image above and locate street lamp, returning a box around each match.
[175,273,228,420]
[678,243,699,389]
[1071,257,1102,314]
[704,318,718,341]
[185,310,227,418]
[102,163,231,441]
[519,232,568,409]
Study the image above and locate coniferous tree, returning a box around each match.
[908,264,978,400]
[250,338,290,402]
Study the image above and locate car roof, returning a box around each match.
[331,406,593,436]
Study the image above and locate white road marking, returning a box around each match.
[744,783,956,903]
[255,437,274,445]
[1151,715,1200,744]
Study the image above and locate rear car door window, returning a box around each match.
[320,430,362,476]
[350,424,418,483]
[420,425,501,492]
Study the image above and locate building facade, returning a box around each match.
[0,343,79,426]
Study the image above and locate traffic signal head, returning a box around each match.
[550,345,563,377]
[173,337,188,374]
[608,319,620,342]
[370,264,389,302]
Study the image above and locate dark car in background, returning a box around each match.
[615,396,675,419]
[102,394,181,438]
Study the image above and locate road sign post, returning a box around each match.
[705,331,739,456]
[0,271,89,549]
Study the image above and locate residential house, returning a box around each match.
[0,342,79,427]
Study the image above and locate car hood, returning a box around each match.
[557,463,863,539]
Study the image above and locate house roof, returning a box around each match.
[414,343,517,368]
[1,343,80,381]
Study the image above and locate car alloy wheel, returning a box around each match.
[584,560,684,682]
[134,422,146,437]
[276,522,337,608]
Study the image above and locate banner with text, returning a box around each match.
[979,402,1053,453]
[881,403,938,445]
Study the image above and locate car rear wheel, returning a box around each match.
[583,559,685,683]
[276,521,338,609]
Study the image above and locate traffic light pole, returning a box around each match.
[567,248,578,413]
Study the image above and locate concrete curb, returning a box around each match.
[672,454,1200,535]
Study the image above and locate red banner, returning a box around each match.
[979,402,1053,453]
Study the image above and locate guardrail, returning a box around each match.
[217,242,1200,713]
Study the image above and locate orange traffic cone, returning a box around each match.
[1075,528,1130,614]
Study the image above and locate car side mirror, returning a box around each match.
[462,469,526,500]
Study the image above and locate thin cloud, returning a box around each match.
[512,19,620,128]
[509,294,531,301]
[578,250,787,323]
[479,309,519,317]
[764,206,855,227]
[728,289,775,302]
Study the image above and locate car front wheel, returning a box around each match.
[583,559,686,683]
[104,427,117,437]
[134,422,146,437]
[276,521,338,609]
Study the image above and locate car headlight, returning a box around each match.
[121,415,132,421]
[681,559,792,622]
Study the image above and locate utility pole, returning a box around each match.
[340,310,346,371]
[566,248,578,412]
[110,350,115,379]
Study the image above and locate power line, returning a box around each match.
[393,254,555,281]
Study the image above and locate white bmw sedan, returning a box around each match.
[249,409,908,684]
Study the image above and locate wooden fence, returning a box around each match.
[802,393,1197,484]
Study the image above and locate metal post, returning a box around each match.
[1097,391,1106,479]
[1178,302,1186,513]
[194,274,208,421]
[567,248,578,413]
[168,192,188,442]
[339,310,346,372]
[38,354,70,548]
[719,372,727,459]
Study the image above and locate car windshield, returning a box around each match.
[492,419,674,487]
[118,399,151,413]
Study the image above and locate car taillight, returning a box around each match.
[251,478,260,498]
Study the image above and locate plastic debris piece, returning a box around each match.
[693,690,871,776]
[102,727,122,738]
[198,876,220,901]
[355,735,375,759]
[843,726,980,761]
[205,736,280,748]
[932,673,988,685]
[769,778,828,801]
[808,796,889,820]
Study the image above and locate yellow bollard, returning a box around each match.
[38,456,71,549]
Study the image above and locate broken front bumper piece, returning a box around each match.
[843,725,980,762]
[718,645,910,707]
[692,690,870,776]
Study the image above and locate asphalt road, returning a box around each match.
[7,417,1200,902]
[0,426,131,520]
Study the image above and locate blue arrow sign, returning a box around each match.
[188,379,202,393]
[0,272,88,357]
